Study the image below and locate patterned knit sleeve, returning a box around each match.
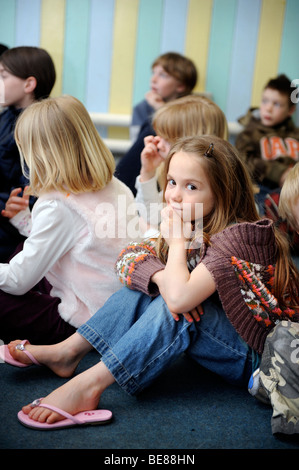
[115,239,165,296]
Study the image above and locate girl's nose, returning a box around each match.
[151,73,157,84]
[172,186,183,202]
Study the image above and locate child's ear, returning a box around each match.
[176,83,186,94]
[24,76,37,94]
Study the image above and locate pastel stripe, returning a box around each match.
[0,0,298,129]
[109,0,139,115]
[226,0,261,121]
[15,0,41,47]
[160,0,189,54]
[85,0,115,112]
[0,0,16,47]
[205,0,238,112]
[40,0,66,98]
[132,0,164,106]
[251,0,286,107]
[278,0,299,83]
[185,0,213,93]
[62,0,90,102]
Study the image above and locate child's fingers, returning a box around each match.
[9,187,23,198]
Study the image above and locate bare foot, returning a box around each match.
[7,334,92,377]
[22,362,115,424]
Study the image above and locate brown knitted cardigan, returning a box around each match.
[115,219,299,354]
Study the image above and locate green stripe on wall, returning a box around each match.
[205,0,238,111]
[278,0,299,82]
[0,0,16,47]
[62,0,90,101]
[133,0,164,106]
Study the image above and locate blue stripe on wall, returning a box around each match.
[160,0,189,53]
[205,0,238,113]
[62,0,90,102]
[279,0,299,82]
[15,0,41,47]
[133,0,164,106]
[226,0,261,121]
[85,0,115,112]
[0,0,16,47]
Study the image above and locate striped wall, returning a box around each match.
[0,0,299,126]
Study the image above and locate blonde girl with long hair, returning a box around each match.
[0,95,136,345]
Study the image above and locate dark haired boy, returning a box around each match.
[236,74,299,213]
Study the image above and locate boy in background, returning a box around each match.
[130,52,198,143]
[235,74,299,214]
[116,52,197,194]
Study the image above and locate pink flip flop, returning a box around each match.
[18,399,113,430]
[0,340,41,368]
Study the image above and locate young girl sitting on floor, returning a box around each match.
[3,136,299,430]
[0,95,136,345]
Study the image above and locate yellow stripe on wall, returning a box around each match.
[109,0,139,114]
[109,0,139,138]
[185,0,213,93]
[251,0,286,107]
[40,0,66,98]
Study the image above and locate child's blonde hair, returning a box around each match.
[279,163,299,231]
[15,95,115,196]
[152,94,228,142]
[152,95,228,188]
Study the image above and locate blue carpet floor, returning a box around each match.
[1,351,299,453]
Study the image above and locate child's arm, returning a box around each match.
[139,135,164,182]
[0,199,81,295]
[155,206,216,313]
[115,240,165,296]
[1,187,32,237]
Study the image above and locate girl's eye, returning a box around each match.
[187,183,197,190]
[167,178,176,187]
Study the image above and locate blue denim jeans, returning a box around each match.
[78,288,258,396]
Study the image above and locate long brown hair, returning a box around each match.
[155,135,299,310]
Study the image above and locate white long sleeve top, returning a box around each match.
[135,175,163,238]
[0,177,137,327]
